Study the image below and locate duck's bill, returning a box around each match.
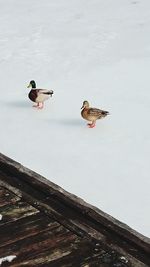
[81,105,84,109]
[27,83,31,88]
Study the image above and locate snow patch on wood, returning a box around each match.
[0,255,16,265]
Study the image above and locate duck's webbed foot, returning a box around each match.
[37,102,44,109]
[87,122,96,128]
[32,102,44,109]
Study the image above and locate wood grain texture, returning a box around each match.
[0,153,149,267]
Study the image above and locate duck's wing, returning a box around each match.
[37,89,54,95]
[88,108,109,117]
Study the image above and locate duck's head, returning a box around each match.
[27,80,36,88]
[81,100,89,109]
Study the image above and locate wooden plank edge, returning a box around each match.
[0,153,149,254]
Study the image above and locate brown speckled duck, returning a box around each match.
[27,80,53,109]
[81,100,109,128]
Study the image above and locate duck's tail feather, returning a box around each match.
[101,110,110,116]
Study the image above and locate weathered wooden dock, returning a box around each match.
[0,153,149,266]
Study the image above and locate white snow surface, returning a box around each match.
[0,0,150,237]
[0,255,16,265]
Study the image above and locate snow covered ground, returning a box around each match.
[0,0,150,237]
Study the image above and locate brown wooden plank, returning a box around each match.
[0,187,20,207]
[0,226,78,266]
[10,240,98,267]
[0,213,59,248]
[1,174,148,266]
[0,165,149,258]
[0,153,149,267]
[1,237,132,267]
[0,224,74,256]
[0,200,38,226]
[36,242,129,267]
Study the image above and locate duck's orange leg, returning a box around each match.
[37,102,44,109]
[32,102,44,109]
[87,121,96,128]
